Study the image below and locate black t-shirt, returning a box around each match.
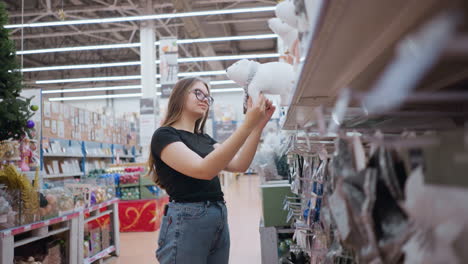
[150,126,224,202]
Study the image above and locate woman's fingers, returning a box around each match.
[265,99,272,109]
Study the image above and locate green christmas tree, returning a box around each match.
[0,2,34,140]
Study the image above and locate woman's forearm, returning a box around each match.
[199,122,255,177]
[230,128,262,172]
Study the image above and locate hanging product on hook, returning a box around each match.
[362,11,460,114]
[328,88,351,134]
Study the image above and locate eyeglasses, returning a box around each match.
[192,89,214,106]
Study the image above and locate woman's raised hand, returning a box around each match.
[244,93,275,130]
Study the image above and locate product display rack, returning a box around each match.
[283,0,468,130]
[78,199,120,264]
[268,0,468,263]
[0,198,120,264]
[42,138,140,180]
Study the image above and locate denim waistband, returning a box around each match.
[169,198,225,204]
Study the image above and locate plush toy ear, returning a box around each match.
[275,0,297,28]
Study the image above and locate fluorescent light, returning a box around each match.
[176,34,277,44]
[178,70,226,77]
[209,80,236,85]
[18,34,278,55]
[211,88,244,93]
[178,53,279,63]
[42,85,142,94]
[17,43,141,55]
[25,53,279,72]
[6,6,275,29]
[35,71,226,84]
[155,80,235,88]
[41,80,237,94]
[23,61,140,72]
[47,87,243,101]
[36,75,141,84]
[48,88,243,101]
[48,93,143,101]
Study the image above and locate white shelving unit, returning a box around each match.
[86,155,113,159]
[44,153,84,158]
[44,172,83,179]
[118,155,134,159]
[283,0,467,131]
[262,1,467,263]
[84,246,116,264]
[0,198,120,264]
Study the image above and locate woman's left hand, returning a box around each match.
[256,98,276,130]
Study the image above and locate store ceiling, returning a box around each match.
[4,0,277,96]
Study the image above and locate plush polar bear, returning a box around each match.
[276,0,312,33]
[275,0,298,29]
[226,59,295,109]
[268,18,298,50]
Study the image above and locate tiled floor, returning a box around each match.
[106,174,262,264]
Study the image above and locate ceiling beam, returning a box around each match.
[10,26,139,40]
[10,14,49,35]
[22,56,44,67]
[172,0,224,71]
[8,3,172,18]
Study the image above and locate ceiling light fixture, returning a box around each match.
[36,70,227,84]
[48,87,243,101]
[6,6,275,29]
[48,93,143,101]
[24,53,279,72]
[36,75,141,84]
[42,81,238,94]
[42,85,142,94]
[17,34,278,55]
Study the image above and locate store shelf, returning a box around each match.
[14,227,70,248]
[283,0,467,130]
[83,198,119,214]
[0,199,120,264]
[44,172,83,179]
[21,171,39,181]
[118,183,140,187]
[84,245,116,264]
[116,155,134,159]
[86,155,113,158]
[44,153,84,158]
[84,209,113,224]
[0,212,80,238]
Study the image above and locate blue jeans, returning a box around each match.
[156,201,230,264]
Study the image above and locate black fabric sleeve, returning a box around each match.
[204,133,218,145]
[151,127,182,157]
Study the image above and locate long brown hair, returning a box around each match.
[147,77,211,187]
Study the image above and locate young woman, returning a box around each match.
[148,77,275,264]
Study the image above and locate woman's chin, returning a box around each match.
[191,110,206,118]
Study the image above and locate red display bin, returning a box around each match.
[118,197,169,232]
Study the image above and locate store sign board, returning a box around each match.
[159,37,178,98]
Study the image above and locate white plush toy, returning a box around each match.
[268,18,298,50]
[226,59,295,109]
[275,0,298,29]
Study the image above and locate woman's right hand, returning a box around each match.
[244,93,268,130]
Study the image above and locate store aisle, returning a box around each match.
[107,231,160,264]
[107,174,262,264]
[225,174,262,264]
